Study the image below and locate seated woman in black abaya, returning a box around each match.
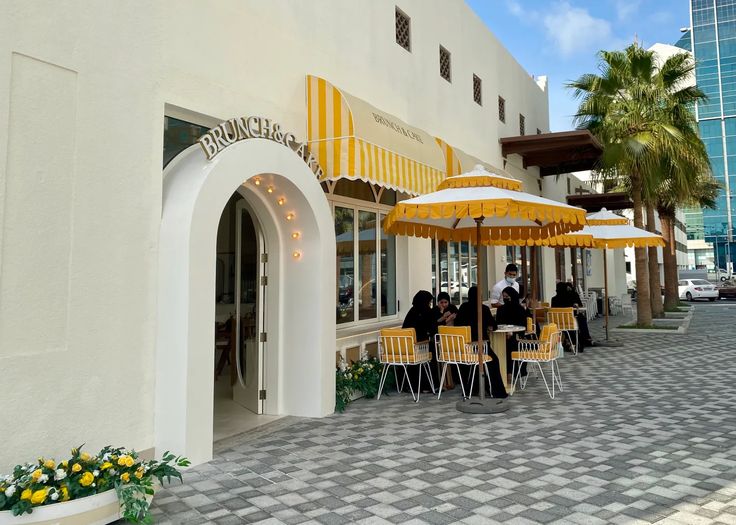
[550,281,594,350]
[401,290,439,392]
[455,286,508,399]
[495,286,532,379]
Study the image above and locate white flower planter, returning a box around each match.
[0,490,121,525]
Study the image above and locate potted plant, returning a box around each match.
[0,445,189,524]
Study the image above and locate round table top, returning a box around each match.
[494,324,526,333]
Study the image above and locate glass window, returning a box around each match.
[380,214,397,316]
[433,240,475,305]
[335,207,354,324]
[163,116,209,167]
[358,211,377,320]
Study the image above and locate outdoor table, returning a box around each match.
[491,324,525,389]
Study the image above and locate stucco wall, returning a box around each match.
[0,0,552,469]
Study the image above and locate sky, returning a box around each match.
[466,0,691,132]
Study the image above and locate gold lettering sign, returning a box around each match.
[197,116,323,178]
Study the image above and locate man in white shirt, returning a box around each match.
[490,263,519,307]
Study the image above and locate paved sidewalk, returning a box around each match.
[149,304,736,524]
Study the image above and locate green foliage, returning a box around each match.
[335,357,394,412]
[0,445,189,523]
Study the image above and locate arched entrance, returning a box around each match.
[157,138,336,465]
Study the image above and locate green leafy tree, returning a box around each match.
[569,43,710,326]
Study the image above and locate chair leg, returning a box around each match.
[511,360,525,395]
[415,364,422,403]
[437,363,448,399]
[395,367,404,393]
[553,360,563,392]
[424,362,436,394]
[537,361,554,399]
[510,360,517,395]
[455,363,467,399]
[403,364,417,402]
[377,364,389,400]
[468,364,477,398]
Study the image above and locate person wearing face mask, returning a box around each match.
[490,263,519,307]
[551,281,594,350]
[433,291,458,327]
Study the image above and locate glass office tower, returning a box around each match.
[684,0,736,271]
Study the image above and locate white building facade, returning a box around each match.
[0,0,621,470]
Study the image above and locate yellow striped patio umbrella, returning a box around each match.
[383,165,587,412]
[544,208,665,340]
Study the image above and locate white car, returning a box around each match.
[678,279,718,301]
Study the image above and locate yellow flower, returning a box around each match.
[79,472,94,487]
[101,462,112,470]
[60,461,68,469]
[30,489,47,505]
[80,452,91,462]
[43,459,55,469]
[60,485,69,501]
[31,469,42,482]
[134,467,144,480]
[71,463,82,473]
[117,456,129,467]
[125,457,134,468]
[120,472,130,483]
[21,489,32,501]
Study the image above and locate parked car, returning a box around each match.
[718,281,736,300]
[678,279,718,301]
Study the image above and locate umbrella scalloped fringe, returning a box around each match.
[386,200,586,224]
[587,217,629,226]
[437,174,522,192]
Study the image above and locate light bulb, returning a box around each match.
[267,186,274,193]
[292,251,301,259]
[286,213,294,221]
[253,177,261,186]
[291,232,300,239]
[277,197,286,206]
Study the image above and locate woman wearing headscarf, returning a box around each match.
[433,291,458,327]
[495,286,532,380]
[455,286,508,399]
[401,290,439,392]
[551,281,593,350]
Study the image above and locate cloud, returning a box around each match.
[507,0,525,18]
[543,1,613,57]
[613,0,641,21]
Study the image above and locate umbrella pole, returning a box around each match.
[604,248,609,341]
[476,219,486,401]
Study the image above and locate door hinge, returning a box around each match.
[261,253,268,263]
[260,276,268,286]
[259,332,267,342]
[259,389,267,400]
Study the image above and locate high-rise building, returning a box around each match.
[682,0,736,272]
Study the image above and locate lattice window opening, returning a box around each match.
[395,7,411,52]
[440,46,451,82]
[498,96,506,123]
[473,74,482,105]
[519,114,526,136]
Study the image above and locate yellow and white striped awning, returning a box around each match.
[306,75,446,196]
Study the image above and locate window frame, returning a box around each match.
[328,191,400,327]
[395,7,411,52]
[519,113,526,136]
[498,96,506,123]
[439,45,452,83]
[473,74,482,105]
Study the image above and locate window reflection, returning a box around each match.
[335,207,354,324]
[380,214,396,316]
[358,211,377,320]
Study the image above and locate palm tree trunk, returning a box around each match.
[632,176,652,326]
[659,210,680,310]
[646,206,664,318]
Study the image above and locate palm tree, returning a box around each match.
[569,43,708,326]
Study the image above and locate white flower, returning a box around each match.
[110,469,117,475]
[91,483,95,487]
[55,469,66,480]
[50,492,59,501]
[38,474,48,483]
[93,470,99,477]
[5,485,16,497]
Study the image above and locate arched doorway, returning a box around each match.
[157,138,336,465]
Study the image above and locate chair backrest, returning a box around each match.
[537,323,561,358]
[437,325,471,361]
[539,322,557,343]
[525,316,535,335]
[547,308,576,330]
[379,328,417,363]
[540,302,550,308]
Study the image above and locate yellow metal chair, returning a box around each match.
[377,328,435,402]
[524,316,536,339]
[434,326,493,400]
[547,307,579,355]
[510,323,563,399]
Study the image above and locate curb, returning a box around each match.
[611,307,694,335]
